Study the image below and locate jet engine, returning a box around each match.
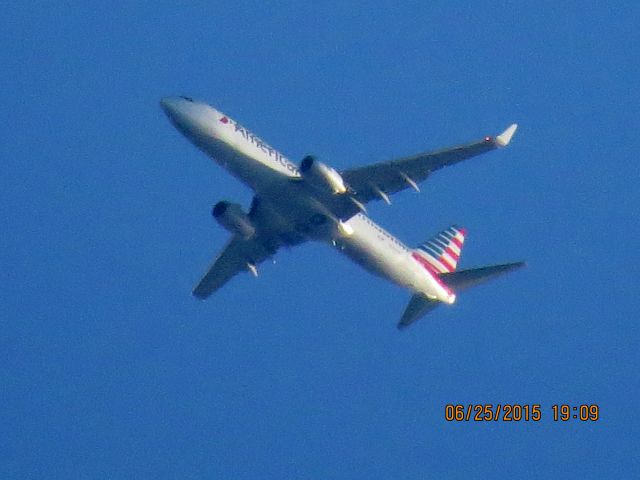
[212,201,256,239]
[299,155,347,194]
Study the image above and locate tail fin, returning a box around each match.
[414,225,466,273]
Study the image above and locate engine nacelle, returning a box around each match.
[212,201,256,239]
[299,155,347,194]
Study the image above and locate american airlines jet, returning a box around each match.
[160,96,524,328]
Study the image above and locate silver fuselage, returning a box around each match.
[161,97,454,303]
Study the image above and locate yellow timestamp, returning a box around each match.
[444,404,600,422]
[552,404,600,421]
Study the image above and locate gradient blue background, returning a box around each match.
[2,2,638,478]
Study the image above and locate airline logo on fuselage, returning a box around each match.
[220,116,299,175]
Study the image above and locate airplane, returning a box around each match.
[160,96,524,328]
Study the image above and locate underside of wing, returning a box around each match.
[192,236,272,299]
[192,196,307,299]
[342,124,517,204]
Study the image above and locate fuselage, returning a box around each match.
[160,97,455,304]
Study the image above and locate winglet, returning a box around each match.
[495,123,518,147]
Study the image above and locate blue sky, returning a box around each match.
[2,2,638,478]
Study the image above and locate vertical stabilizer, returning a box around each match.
[414,225,466,273]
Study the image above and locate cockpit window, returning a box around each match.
[179,96,194,102]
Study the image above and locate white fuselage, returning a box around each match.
[161,97,455,304]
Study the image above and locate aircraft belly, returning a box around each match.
[337,224,411,286]
[334,215,443,298]
[338,243,391,279]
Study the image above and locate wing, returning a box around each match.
[342,124,517,204]
[193,236,273,299]
[192,197,307,299]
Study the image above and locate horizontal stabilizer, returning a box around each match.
[439,261,526,291]
[398,294,440,329]
[397,261,525,329]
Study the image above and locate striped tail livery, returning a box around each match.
[414,225,466,273]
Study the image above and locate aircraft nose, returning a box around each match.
[160,96,199,131]
[160,96,183,119]
[160,96,215,140]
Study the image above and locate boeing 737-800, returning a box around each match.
[160,96,524,328]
